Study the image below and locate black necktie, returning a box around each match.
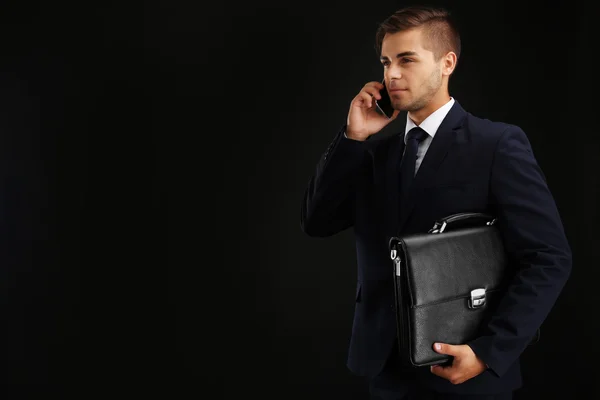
[398,127,428,205]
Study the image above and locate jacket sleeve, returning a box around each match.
[466,125,572,377]
[300,124,372,237]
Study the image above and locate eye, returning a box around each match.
[381,61,390,67]
[402,58,413,63]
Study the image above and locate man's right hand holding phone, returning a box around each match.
[345,81,400,141]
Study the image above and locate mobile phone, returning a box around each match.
[375,79,394,119]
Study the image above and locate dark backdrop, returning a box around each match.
[0,0,597,398]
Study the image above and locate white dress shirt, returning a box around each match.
[404,97,454,175]
[343,97,455,176]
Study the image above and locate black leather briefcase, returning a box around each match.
[388,212,540,368]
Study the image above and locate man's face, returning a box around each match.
[380,27,444,112]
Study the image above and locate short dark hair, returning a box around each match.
[374,5,461,62]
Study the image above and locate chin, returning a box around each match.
[397,98,428,112]
[393,100,412,112]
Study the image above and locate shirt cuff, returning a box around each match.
[342,130,366,141]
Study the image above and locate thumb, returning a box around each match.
[433,342,461,356]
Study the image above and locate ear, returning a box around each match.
[442,51,457,76]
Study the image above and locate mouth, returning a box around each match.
[390,89,407,92]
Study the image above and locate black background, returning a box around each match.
[0,0,597,398]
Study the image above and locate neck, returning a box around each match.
[407,90,451,126]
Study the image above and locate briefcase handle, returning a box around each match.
[428,212,496,234]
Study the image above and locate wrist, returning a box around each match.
[345,130,367,142]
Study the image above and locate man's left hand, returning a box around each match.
[429,342,488,385]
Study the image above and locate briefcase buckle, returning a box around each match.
[468,288,486,309]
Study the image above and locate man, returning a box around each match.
[300,5,572,400]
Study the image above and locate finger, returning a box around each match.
[364,81,385,91]
[430,364,451,380]
[358,92,374,108]
[434,343,461,356]
[362,86,381,100]
[431,365,462,384]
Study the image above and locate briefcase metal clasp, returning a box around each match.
[468,288,486,309]
[390,249,402,276]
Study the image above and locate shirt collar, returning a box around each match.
[404,97,455,144]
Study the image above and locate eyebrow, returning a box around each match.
[379,51,419,61]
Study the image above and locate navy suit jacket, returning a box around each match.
[300,101,572,394]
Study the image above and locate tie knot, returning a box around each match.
[406,127,428,143]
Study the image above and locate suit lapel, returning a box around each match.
[383,132,405,239]
[395,101,467,234]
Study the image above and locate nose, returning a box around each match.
[385,70,402,84]
[386,77,402,90]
